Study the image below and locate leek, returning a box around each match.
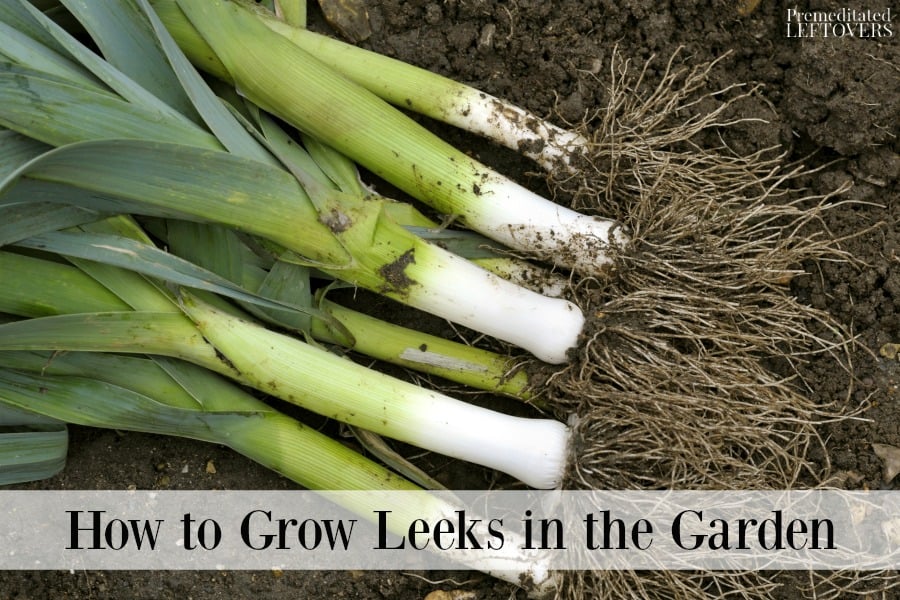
[313,298,534,400]
[151,0,627,276]
[248,2,590,172]
[0,229,569,489]
[0,351,557,595]
[153,218,536,399]
[0,350,422,494]
[0,0,585,363]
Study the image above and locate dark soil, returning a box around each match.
[3,0,898,598]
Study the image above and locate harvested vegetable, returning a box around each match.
[0,0,585,364]
[151,0,627,277]
[0,217,569,489]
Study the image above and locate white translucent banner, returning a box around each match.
[2,490,899,571]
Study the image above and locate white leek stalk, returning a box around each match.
[384,233,585,364]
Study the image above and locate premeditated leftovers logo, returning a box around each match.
[786,7,894,38]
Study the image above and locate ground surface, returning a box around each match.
[3,0,898,598]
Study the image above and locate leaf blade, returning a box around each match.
[0,64,218,149]
[0,427,68,486]
[0,139,349,268]
[57,0,198,120]
[17,230,325,319]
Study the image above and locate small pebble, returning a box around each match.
[873,443,900,482]
[477,23,496,51]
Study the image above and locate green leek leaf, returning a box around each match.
[0,312,218,368]
[0,402,67,486]
[0,140,349,268]
[163,220,266,285]
[0,427,68,486]
[16,230,323,320]
[0,351,203,412]
[135,0,276,165]
[17,0,202,127]
[0,18,96,87]
[57,0,197,121]
[0,1,70,58]
[0,368,238,440]
[0,129,51,181]
[0,251,130,317]
[0,63,218,148]
[0,201,102,246]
